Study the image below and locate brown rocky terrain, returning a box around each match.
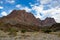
[0,10,56,31]
[0,10,41,31]
[0,10,60,40]
[1,10,41,26]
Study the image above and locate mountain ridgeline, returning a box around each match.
[0,10,59,32]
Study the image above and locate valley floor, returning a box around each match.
[0,30,60,40]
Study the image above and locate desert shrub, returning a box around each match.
[50,23,60,32]
[9,27,18,32]
[42,29,52,33]
[8,31,17,36]
[58,33,60,37]
[8,28,17,36]
[0,22,5,26]
[21,29,26,33]
[0,28,3,30]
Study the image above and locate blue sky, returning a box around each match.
[0,0,60,23]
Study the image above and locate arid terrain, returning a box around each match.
[0,10,60,40]
[0,30,60,40]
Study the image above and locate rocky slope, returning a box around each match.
[41,17,56,26]
[1,10,41,26]
[0,10,56,31]
[0,10,41,31]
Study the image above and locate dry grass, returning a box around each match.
[50,31,60,37]
[0,30,60,40]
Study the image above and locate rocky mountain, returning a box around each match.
[1,10,41,26]
[0,10,41,31]
[41,17,56,27]
[0,10,56,31]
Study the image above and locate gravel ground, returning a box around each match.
[0,31,60,40]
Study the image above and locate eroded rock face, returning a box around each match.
[0,10,56,31]
[3,10,41,26]
[0,10,41,31]
[0,10,56,26]
[41,17,56,26]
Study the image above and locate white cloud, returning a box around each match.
[22,7,31,12]
[9,10,13,13]
[48,0,60,8]
[42,7,60,23]
[32,5,60,22]
[30,0,60,23]
[16,4,31,12]
[1,11,8,16]
[0,6,3,9]
[16,4,21,8]
[15,0,60,23]
[37,0,60,8]
[29,2,39,7]
[32,5,43,13]
[29,3,34,7]
[40,0,52,4]
[6,0,15,4]
[0,1,3,4]
[52,13,60,23]
[31,5,44,19]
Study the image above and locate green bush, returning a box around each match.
[21,29,26,33]
[42,29,52,33]
[8,27,18,32]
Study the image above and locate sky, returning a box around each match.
[0,0,60,23]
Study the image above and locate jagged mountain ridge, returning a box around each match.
[0,10,56,31]
[41,17,56,26]
[0,10,41,26]
[0,10,56,26]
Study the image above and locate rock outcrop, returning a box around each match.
[41,17,56,26]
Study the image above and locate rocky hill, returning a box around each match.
[0,10,56,31]
[41,17,56,26]
[0,10,41,31]
[1,10,41,26]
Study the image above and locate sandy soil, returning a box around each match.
[0,30,60,40]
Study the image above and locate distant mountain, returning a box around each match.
[0,10,56,31]
[41,17,56,27]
